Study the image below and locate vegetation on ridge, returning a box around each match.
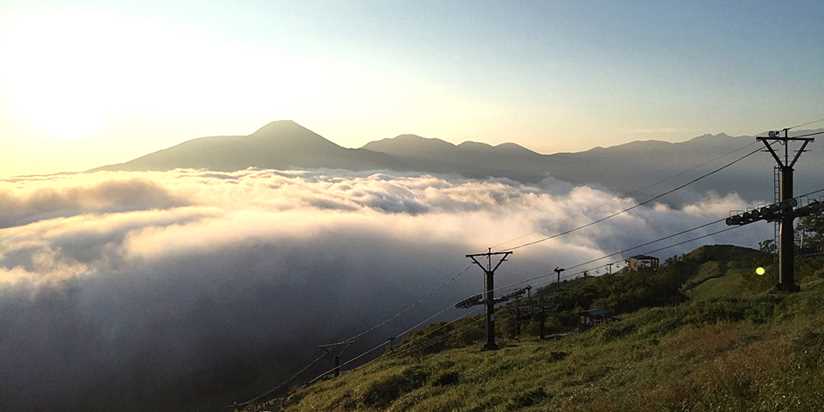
[247,245,824,411]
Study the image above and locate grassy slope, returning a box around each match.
[261,246,824,411]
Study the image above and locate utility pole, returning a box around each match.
[554,267,565,287]
[726,129,815,292]
[466,248,512,351]
[537,294,546,340]
[758,129,813,292]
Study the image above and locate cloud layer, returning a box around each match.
[0,169,769,410]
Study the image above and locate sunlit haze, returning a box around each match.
[2,0,823,176]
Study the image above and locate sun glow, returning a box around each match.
[0,9,392,144]
[0,12,117,141]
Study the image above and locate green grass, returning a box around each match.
[248,247,824,411]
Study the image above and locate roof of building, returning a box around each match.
[581,308,611,317]
[628,254,659,260]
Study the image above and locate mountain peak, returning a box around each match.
[393,134,454,146]
[252,120,308,136]
[247,120,341,150]
[457,141,494,151]
[362,134,456,157]
[493,142,538,155]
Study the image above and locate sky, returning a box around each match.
[1,0,823,177]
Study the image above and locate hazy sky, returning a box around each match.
[2,0,823,176]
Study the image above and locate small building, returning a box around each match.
[579,308,615,328]
[625,254,660,272]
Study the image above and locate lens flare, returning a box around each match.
[755,267,766,276]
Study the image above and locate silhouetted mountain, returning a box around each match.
[99,122,824,203]
[362,134,548,182]
[96,120,405,172]
[363,130,824,202]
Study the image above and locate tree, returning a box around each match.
[759,239,776,255]
[798,214,824,251]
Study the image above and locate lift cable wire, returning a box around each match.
[391,224,749,358]
[340,218,755,368]
[406,186,823,357]
[250,180,824,405]
[787,115,824,130]
[563,218,728,271]
[232,263,472,407]
[491,141,760,249]
[232,351,329,408]
[494,114,820,252]
[505,147,763,251]
[621,141,760,199]
[798,187,824,198]
[294,194,806,390]
[238,128,809,406]
[236,133,823,406]
[321,263,473,347]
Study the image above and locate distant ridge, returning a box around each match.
[97,123,824,203]
[96,120,405,172]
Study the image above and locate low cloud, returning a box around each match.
[0,169,770,410]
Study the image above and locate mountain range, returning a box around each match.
[97,120,824,203]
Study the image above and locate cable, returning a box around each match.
[621,141,760,200]
[278,183,822,397]
[305,338,395,386]
[295,207,766,387]
[391,311,484,358]
[391,315,468,352]
[234,128,815,408]
[322,263,472,347]
[798,187,824,198]
[787,115,824,130]
[264,135,811,397]
[234,263,472,407]
[564,218,728,271]
[505,147,762,251]
[233,350,329,407]
[495,123,817,252]
[391,223,751,359]
[491,141,760,250]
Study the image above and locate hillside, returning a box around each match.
[97,122,824,203]
[251,246,824,411]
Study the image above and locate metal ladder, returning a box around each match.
[773,166,781,259]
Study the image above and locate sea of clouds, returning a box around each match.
[0,169,770,410]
